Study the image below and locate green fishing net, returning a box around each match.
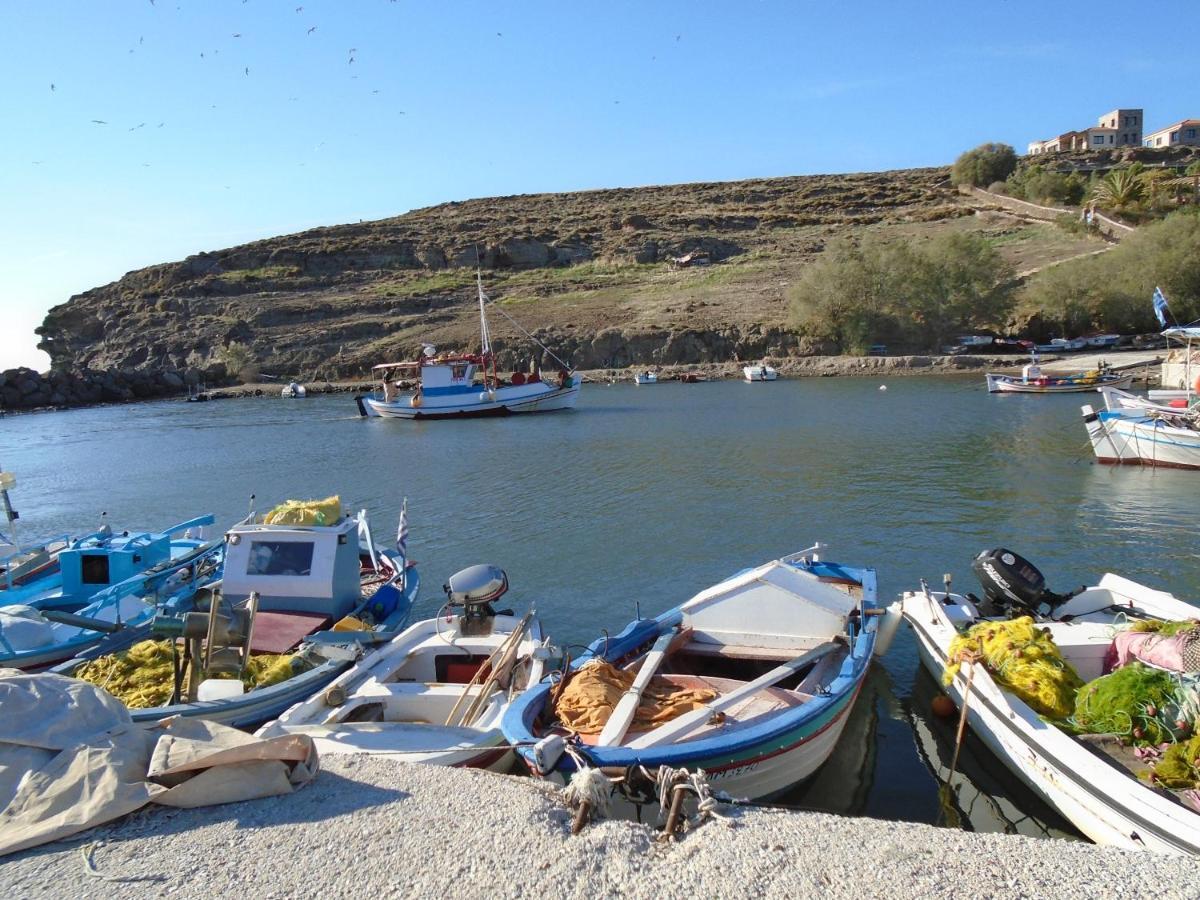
[1072,663,1178,745]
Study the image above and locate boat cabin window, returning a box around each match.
[80,554,111,585]
[247,540,314,577]
[451,363,469,380]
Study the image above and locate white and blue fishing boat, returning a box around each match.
[0,533,224,670]
[57,498,419,729]
[356,274,581,419]
[502,545,901,800]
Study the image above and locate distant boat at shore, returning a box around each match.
[743,363,778,382]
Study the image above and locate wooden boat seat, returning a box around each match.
[680,638,828,660]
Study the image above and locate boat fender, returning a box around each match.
[411,393,422,408]
[531,733,566,775]
[478,392,490,402]
[488,388,496,402]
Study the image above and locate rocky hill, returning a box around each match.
[35,167,1105,379]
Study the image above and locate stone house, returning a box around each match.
[1028,108,1142,154]
[1143,120,1200,148]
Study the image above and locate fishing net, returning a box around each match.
[943,617,1083,720]
[1071,662,1180,745]
[554,658,717,736]
[75,639,300,709]
[1143,734,1200,789]
[263,496,342,526]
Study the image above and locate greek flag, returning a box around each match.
[396,499,409,558]
[1153,286,1171,328]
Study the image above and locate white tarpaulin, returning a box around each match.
[0,669,318,857]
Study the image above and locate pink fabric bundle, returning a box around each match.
[1107,629,1194,673]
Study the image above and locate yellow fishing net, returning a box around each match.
[944,617,1083,720]
[554,658,717,736]
[263,495,342,526]
[75,639,299,709]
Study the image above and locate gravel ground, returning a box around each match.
[4,757,1196,900]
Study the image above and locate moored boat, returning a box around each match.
[900,548,1200,854]
[633,371,658,385]
[356,274,581,419]
[281,381,307,398]
[1,527,223,671]
[259,564,547,771]
[743,364,778,382]
[986,356,1134,394]
[56,497,419,729]
[1081,402,1200,469]
[502,544,901,800]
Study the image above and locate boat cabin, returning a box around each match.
[222,517,363,620]
[59,530,173,599]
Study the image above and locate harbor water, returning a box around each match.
[3,376,1197,836]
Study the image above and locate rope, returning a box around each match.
[483,298,574,372]
[654,765,735,830]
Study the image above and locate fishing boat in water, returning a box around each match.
[502,544,902,800]
[743,364,778,382]
[1081,401,1200,469]
[900,548,1200,854]
[986,355,1133,394]
[56,497,419,729]
[259,564,548,771]
[633,371,658,385]
[356,274,581,419]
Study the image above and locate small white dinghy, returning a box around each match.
[901,548,1200,854]
[633,371,658,385]
[743,363,778,382]
[281,382,307,398]
[259,564,547,771]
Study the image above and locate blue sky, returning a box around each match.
[2,0,1194,369]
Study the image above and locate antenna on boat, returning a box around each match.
[248,494,256,521]
[477,268,492,359]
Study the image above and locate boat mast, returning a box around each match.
[477,269,497,387]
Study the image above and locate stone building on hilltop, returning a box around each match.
[1027,108,1142,155]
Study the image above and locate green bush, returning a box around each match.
[951,143,1018,188]
[788,233,1015,352]
[1020,211,1200,333]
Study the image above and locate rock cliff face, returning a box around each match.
[36,167,974,379]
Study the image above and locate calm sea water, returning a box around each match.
[2,376,1197,835]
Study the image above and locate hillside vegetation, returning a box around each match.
[36,166,1108,379]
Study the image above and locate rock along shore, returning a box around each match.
[3,756,1194,899]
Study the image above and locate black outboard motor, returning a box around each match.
[970,548,1074,618]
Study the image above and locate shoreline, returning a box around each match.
[5,755,1193,899]
[1,351,1161,415]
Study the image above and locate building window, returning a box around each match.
[1171,132,1179,143]
[1109,135,1114,143]
[1188,129,1197,139]
[1093,135,1105,145]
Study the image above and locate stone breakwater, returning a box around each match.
[0,366,226,412]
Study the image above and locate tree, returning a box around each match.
[788,232,1015,353]
[220,341,259,383]
[1091,166,1146,212]
[951,143,1018,188]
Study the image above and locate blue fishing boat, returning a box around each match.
[502,545,901,800]
[57,498,419,729]
[0,533,224,670]
[0,514,217,612]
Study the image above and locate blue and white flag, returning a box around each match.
[1153,286,1171,328]
[396,498,409,558]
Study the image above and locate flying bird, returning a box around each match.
[348,56,355,64]
[91,119,107,125]
[157,122,164,127]
[232,33,241,38]
[50,83,55,91]
[307,25,316,34]
[348,47,357,54]
[676,34,681,41]
[128,122,145,131]
[244,66,250,75]
[295,6,303,11]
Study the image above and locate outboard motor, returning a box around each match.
[443,564,512,635]
[970,549,1073,618]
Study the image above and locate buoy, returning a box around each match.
[931,695,956,718]
[879,385,888,391]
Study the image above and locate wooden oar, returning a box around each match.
[596,630,675,747]
[443,610,532,727]
[626,641,838,750]
[459,615,533,727]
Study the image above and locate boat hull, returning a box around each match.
[743,366,778,382]
[901,586,1200,854]
[1083,407,1200,469]
[986,372,1134,394]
